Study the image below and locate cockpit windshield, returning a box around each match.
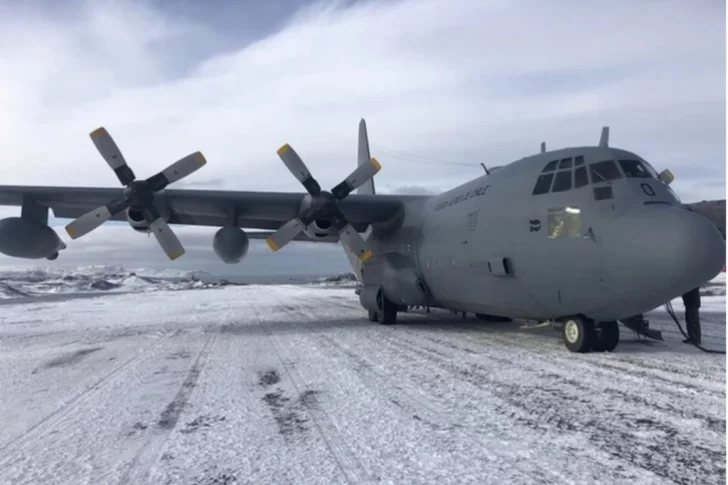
[589,160,622,183]
[638,159,661,179]
[618,159,653,179]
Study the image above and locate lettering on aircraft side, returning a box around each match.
[529,219,541,232]
[433,185,491,211]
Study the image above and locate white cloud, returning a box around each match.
[0,0,724,271]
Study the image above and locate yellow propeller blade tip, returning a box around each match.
[360,249,373,262]
[195,151,207,166]
[168,248,185,260]
[276,144,291,157]
[370,157,381,171]
[65,226,78,239]
[266,238,280,252]
[89,127,106,138]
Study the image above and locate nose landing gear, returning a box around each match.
[562,316,619,353]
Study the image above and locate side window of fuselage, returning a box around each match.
[547,206,581,238]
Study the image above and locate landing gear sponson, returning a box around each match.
[562,316,619,353]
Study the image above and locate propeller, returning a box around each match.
[64,127,207,260]
[266,143,381,261]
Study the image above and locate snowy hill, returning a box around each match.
[0,265,224,299]
[0,265,362,300]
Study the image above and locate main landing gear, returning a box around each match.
[368,291,398,325]
[562,316,619,353]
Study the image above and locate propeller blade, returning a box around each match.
[331,157,381,200]
[266,218,306,252]
[276,144,321,196]
[89,127,136,185]
[146,151,208,191]
[338,223,373,262]
[65,199,128,239]
[148,218,185,260]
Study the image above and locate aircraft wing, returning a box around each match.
[247,231,340,243]
[0,185,425,233]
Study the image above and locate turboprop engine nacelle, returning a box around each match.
[0,217,66,260]
[304,219,339,240]
[213,226,250,264]
[126,208,151,233]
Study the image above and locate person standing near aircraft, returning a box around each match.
[681,286,702,345]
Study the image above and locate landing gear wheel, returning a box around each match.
[376,291,397,325]
[368,310,379,322]
[562,316,596,353]
[593,321,619,352]
[46,252,59,261]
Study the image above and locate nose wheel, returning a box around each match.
[563,317,595,352]
[562,317,620,353]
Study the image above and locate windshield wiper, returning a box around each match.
[591,167,612,185]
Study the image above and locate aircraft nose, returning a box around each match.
[603,204,725,310]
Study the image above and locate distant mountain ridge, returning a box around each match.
[685,199,725,239]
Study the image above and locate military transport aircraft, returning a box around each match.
[0,120,723,353]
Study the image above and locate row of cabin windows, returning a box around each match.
[533,158,654,195]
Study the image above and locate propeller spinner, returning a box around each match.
[64,127,207,260]
[266,143,381,262]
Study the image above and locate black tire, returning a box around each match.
[593,321,619,352]
[378,304,397,325]
[46,252,59,261]
[562,317,596,353]
[376,291,397,325]
[368,310,379,322]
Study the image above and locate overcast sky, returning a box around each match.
[0,0,724,275]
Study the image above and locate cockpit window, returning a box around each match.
[589,160,622,183]
[574,155,585,166]
[558,158,573,169]
[640,159,661,179]
[541,160,558,173]
[551,170,572,192]
[618,159,652,178]
[532,173,554,195]
[574,166,588,188]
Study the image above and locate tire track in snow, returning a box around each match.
[119,330,218,485]
[313,297,725,484]
[383,316,725,429]
[363,312,725,485]
[308,328,569,485]
[253,304,373,485]
[0,330,175,471]
[409,314,726,436]
[275,298,570,484]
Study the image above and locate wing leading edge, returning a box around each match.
[0,185,425,233]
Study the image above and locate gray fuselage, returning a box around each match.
[366,146,725,322]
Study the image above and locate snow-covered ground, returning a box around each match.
[0,272,724,485]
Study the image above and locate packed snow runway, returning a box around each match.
[0,280,724,485]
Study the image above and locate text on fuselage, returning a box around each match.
[433,185,491,211]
